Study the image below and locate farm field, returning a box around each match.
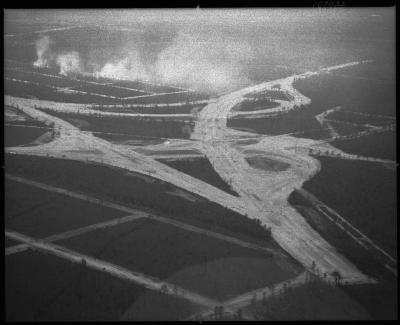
[37,109,195,139]
[5,237,19,248]
[244,277,371,320]
[327,110,395,125]
[232,98,280,112]
[5,250,199,321]
[5,154,278,249]
[288,191,391,280]
[332,131,396,161]
[5,124,50,147]
[302,157,397,257]
[59,218,298,300]
[90,104,205,114]
[228,109,325,139]
[157,157,238,196]
[245,155,290,172]
[293,63,395,117]
[5,179,126,237]
[5,78,118,104]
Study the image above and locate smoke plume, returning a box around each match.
[33,35,53,68]
[56,51,84,76]
[33,29,255,94]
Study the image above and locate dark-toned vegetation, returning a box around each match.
[301,157,397,257]
[5,179,126,237]
[327,110,394,125]
[228,107,325,140]
[70,83,149,98]
[59,218,293,299]
[245,156,290,172]
[294,67,395,116]
[5,154,277,248]
[342,279,397,320]
[157,158,238,196]
[6,250,197,321]
[289,191,393,280]
[332,131,396,161]
[5,124,49,147]
[245,276,371,320]
[232,98,280,112]
[36,109,195,139]
[89,104,204,114]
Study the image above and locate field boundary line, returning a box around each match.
[297,189,397,267]
[5,173,283,258]
[5,229,218,308]
[186,271,309,320]
[5,213,147,256]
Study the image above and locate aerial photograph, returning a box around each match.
[4,7,397,321]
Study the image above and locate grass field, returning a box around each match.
[70,83,149,98]
[232,99,280,112]
[157,157,238,196]
[301,157,397,257]
[59,217,298,300]
[5,237,19,248]
[342,279,398,320]
[5,154,278,249]
[37,109,195,139]
[245,277,371,320]
[289,192,392,280]
[327,122,370,137]
[6,250,199,321]
[5,179,126,238]
[332,131,396,161]
[245,156,290,172]
[5,124,49,147]
[327,110,394,125]
[5,78,118,104]
[228,109,325,139]
[90,104,204,114]
[293,65,395,117]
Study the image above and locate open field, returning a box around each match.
[70,84,150,98]
[244,277,371,320]
[5,237,19,248]
[232,98,280,112]
[89,104,204,114]
[5,179,126,237]
[245,89,291,101]
[4,64,209,105]
[332,131,396,161]
[5,78,118,104]
[36,109,195,139]
[245,155,290,172]
[5,124,50,147]
[6,250,200,321]
[342,279,398,320]
[293,64,395,117]
[157,157,238,196]
[327,110,395,125]
[228,109,325,139]
[5,154,278,248]
[288,191,393,280]
[326,122,370,137]
[59,217,298,300]
[301,157,397,257]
